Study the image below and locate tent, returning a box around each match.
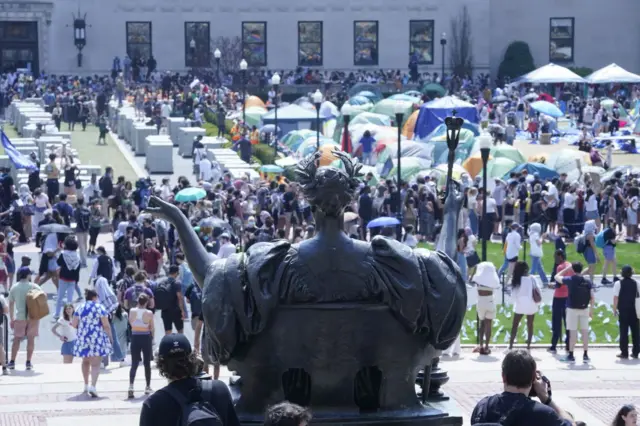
[348,83,383,102]
[518,63,586,84]
[413,96,479,139]
[503,163,559,180]
[401,110,420,139]
[262,104,318,134]
[586,63,640,84]
[245,95,265,109]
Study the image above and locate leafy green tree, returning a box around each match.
[497,41,535,82]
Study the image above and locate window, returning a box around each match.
[298,21,322,66]
[126,21,152,61]
[242,22,267,66]
[184,22,210,67]
[354,21,378,66]
[0,22,38,42]
[409,20,434,65]
[549,17,574,63]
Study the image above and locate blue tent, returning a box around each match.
[413,96,479,139]
[262,104,318,135]
[503,162,559,180]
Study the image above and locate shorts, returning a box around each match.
[508,256,518,263]
[603,245,615,261]
[5,256,15,274]
[566,307,590,331]
[61,340,75,355]
[161,309,184,332]
[477,295,496,320]
[583,247,597,265]
[585,210,599,221]
[547,207,558,222]
[13,319,39,339]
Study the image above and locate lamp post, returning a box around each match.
[189,38,196,67]
[271,72,281,159]
[395,102,405,241]
[240,59,248,124]
[477,133,492,347]
[341,104,353,154]
[440,32,447,83]
[214,48,221,88]
[312,89,323,150]
[73,13,87,67]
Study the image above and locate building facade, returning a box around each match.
[0,0,638,78]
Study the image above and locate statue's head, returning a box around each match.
[295,150,362,218]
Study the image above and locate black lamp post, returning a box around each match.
[478,133,492,347]
[271,72,281,159]
[73,13,87,68]
[240,59,247,124]
[214,48,221,88]
[395,104,404,241]
[189,38,196,67]
[440,32,447,83]
[342,104,353,153]
[313,89,323,150]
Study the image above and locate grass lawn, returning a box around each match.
[418,241,640,275]
[461,302,619,345]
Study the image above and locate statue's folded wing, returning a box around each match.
[201,240,291,364]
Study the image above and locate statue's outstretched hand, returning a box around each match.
[144,195,180,222]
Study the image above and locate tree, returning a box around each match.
[497,41,535,82]
[449,5,474,78]
[210,36,243,74]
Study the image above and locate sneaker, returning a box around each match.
[547,347,557,354]
[583,353,590,362]
[87,386,98,398]
[25,361,32,371]
[601,278,612,285]
[128,385,134,399]
[560,354,575,362]
[7,361,15,370]
[616,353,629,359]
[613,276,620,282]
[120,360,131,367]
[2,367,7,375]
[84,384,89,394]
[145,386,153,395]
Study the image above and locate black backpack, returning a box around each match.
[76,207,91,232]
[162,380,222,426]
[154,278,176,311]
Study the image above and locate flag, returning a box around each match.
[380,156,393,178]
[0,130,37,171]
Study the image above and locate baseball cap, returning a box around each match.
[158,333,192,357]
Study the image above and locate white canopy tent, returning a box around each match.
[585,63,640,84]
[518,63,586,84]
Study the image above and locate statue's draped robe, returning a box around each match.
[202,236,467,364]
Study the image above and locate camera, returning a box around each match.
[529,371,552,400]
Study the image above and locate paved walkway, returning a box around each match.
[0,349,637,425]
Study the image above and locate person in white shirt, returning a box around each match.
[563,188,577,237]
[51,303,77,363]
[159,179,172,201]
[605,141,613,169]
[527,223,548,286]
[545,182,559,234]
[508,261,541,350]
[217,234,236,259]
[471,262,501,355]
[199,157,213,182]
[484,194,498,237]
[504,223,522,282]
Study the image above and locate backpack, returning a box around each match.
[595,230,606,249]
[128,285,147,309]
[26,287,50,320]
[76,207,91,232]
[162,380,222,426]
[571,276,592,309]
[574,234,586,254]
[154,278,176,311]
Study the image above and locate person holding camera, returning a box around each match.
[471,349,574,425]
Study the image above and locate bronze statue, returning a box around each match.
[146,150,466,425]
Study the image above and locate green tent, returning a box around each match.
[421,83,446,97]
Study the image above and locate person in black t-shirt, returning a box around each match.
[139,334,240,426]
[471,350,573,426]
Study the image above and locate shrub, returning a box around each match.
[497,41,535,82]
[252,143,276,165]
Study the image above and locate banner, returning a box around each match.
[0,130,38,171]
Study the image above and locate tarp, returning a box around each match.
[503,162,559,180]
[518,63,586,84]
[586,63,640,84]
[413,96,479,139]
[262,104,317,121]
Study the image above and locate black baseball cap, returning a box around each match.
[158,333,192,357]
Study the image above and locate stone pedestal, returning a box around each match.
[178,127,205,157]
[146,136,174,173]
[133,124,157,156]
[124,115,136,144]
[167,117,190,146]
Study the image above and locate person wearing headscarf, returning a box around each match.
[527,223,549,287]
[582,219,599,283]
[54,237,81,319]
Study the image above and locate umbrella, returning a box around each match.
[175,187,206,203]
[421,83,446,96]
[404,90,422,98]
[523,93,538,101]
[537,93,555,103]
[344,212,359,222]
[367,216,400,228]
[530,100,564,118]
[389,94,421,103]
[275,157,298,168]
[38,223,73,234]
[259,124,280,134]
[546,149,591,175]
[566,165,605,183]
[243,106,268,128]
[492,95,509,103]
[490,144,526,164]
[260,164,284,173]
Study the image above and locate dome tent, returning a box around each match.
[262,104,318,135]
[413,96,479,139]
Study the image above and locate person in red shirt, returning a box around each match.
[549,249,574,354]
[140,239,163,279]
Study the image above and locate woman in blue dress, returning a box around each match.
[72,288,113,398]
